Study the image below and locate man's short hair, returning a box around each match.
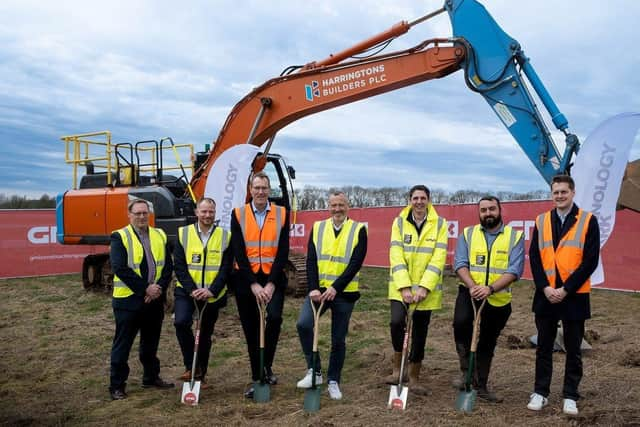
[196,197,216,208]
[251,171,271,187]
[328,191,348,203]
[409,184,430,199]
[128,198,149,212]
[551,174,575,190]
[478,195,501,211]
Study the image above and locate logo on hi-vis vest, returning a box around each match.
[304,81,320,101]
[475,254,486,265]
[403,234,412,244]
[191,253,202,264]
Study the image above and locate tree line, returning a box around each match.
[294,186,548,210]
[0,194,56,209]
[0,187,548,210]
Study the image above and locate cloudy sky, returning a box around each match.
[1,0,638,198]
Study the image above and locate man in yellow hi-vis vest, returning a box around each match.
[109,199,174,400]
[173,198,233,387]
[388,185,448,395]
[296,191,367,401]
[527,175,599,416]
[453,196,524,403]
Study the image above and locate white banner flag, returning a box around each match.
[572,112,640,284]
[204,144,260,230]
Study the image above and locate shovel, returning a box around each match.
[303,299,325,413]
[388,304,414,410]
[253,300,270,403]
[455,298,486,413]
[181,300,207,406]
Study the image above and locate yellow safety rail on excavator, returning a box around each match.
[61,131,195,190]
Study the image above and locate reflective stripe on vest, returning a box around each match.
[176,224,230,303]
[536,209,592,293]
[313,218,363,292]
[235,204,284,274]
[466,224,522,307]
[113,225,167,298]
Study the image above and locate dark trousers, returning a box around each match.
[390,300,433,363]
[174,294,223,377]
[110,302,164,391]
[297,295,355,383]
[453,286,511,388]
[235,288,285,381]
[534,316,585,401]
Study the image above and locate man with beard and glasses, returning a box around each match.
[452,196,524,403]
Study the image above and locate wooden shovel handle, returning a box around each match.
[311,300,324,353]
[470,300,486,353]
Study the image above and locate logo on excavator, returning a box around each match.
[304,81,320,101]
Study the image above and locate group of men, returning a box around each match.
[108,173,598,417]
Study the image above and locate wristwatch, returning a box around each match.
[488,285,495,295]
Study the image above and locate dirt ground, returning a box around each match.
[1,269,639,426]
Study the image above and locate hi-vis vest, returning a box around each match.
[235,204,285,274]
[536,209,592,293]
[113,225,167,298]
[389,205,448,311]
[465,224,523,307]
[313,218,364,293]
[176,224,230,303]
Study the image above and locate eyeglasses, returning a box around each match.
[131,211,149,216]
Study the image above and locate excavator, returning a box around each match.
[56,0,638,294]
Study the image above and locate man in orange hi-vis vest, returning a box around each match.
[230,171,289,399]
[527,175,599,417]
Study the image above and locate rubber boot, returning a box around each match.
[385,352,407,385]
[474,354,501,402]
[408,362,429,395]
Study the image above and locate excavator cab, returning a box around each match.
[258,153,296,212]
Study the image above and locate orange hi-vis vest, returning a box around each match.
[235,203,285,274]
[536,208,592,294]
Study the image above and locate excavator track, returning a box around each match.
[82,253,113,292]
[285,252,308,298]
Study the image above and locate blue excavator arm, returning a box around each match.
[446,0,579,183]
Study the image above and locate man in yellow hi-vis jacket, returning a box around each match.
[387,185,448,395]
[173,198,233,387]
[453,196,524,403]
[109,199,174,400]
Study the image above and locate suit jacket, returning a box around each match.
[529,204,600,320]
[110,228,174,311]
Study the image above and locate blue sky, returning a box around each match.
[1,0,638,198]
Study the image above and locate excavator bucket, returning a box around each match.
[618,159,640,212]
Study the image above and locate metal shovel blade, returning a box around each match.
[181,381,201,406]
[303,386,322,413]
[387,384,408,410]
[455,388,477,413]
[253,381,271,403]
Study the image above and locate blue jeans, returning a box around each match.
[296,295,355,383]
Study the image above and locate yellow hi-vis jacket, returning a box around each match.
[113,224,167,298]
[176,223,230,303]
[313,218,364,293]
[464,224,523,307]
[388,205,448,310]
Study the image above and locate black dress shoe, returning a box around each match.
[244,386,255,399]
[142,377,175,389]
[110,389,127,400]
[264,367,278,385]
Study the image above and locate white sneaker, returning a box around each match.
[563,398,578,415]
[327,381,342,400]
[527,393,548,411]
[296,369,323,389]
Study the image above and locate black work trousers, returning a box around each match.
[110,302,164,391]
[453,285,511,388]
[390,300,433,363]
[235,288,285,381]
[534,316,585,401]
[174,294,223,377]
